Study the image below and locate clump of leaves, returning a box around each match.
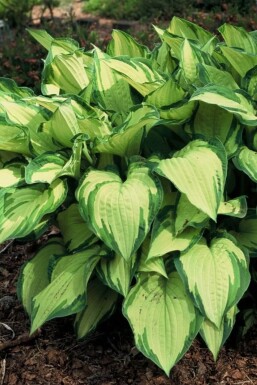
[1,17,257,375]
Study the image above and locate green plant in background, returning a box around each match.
[83,0,189,20]
[1,17,257,375]
[83,0,256,20]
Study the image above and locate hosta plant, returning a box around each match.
[1,17,257,375]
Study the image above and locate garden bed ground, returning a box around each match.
[0,240,257,385]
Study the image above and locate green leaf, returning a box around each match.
[198,64,239,90]
[138,237,167,278]
[175,236,250,327]
[0,119,30,156]
[146,78,185,106]
[231,213,257,256]
[148,204,203,259]
[94,104,160,157]
[47,100,82,148]
[155,139,227,221]
[219,45,257,78]
[145,78,195,124]
[57,204,97,252]
[75,278,118,339]
[123,272,203,375]
[77,160,163,260]
[19,214,53,242]
[17,237,66,315]
[30,245,102,333]
[187,102,242,157]
[174,193,208,234]
[97,252,135,297]
[0,179,67,243]
[233,146,257,182]
[200,306,238,360]
[27,29,54,51]
[168,16,214,46]
[0,77,34,97]
[219,24,257,54]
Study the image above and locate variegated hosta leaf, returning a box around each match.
[146,78,186,108]
[145,79,195,123]
[97,253,135,297]
[17,237,66,315]
[93,48,134,114]
[219,24,257,54]
[30,245,102,333]
[102,56,165,96]
[174,193,208,235]
[218,196,247,218]
[155,139,227,221]
[57,203,97,253]
[168,16,215,46]
[0,161,25,188]
[108,29,149,58]
[27,28,54,50]
[219,45,257,78]
[175,236,250,327]
[0,78,34,98]
[94,104,160,157]
[123,272,203,375]
[25,152,69,184]
[160,100,196,123]
[233,146,257,182]
[138,237,167,278]
[231,214,257,256]
[179,39,202,83]
[242,65,257,101]
[148,204,203,260]
[187,102,242,157]
[77,160,163,261]
[152,40,177,75]
[25,141,82,184]
[0,179,67,243]
[48,101,82,148]
[0,99,62,156]
[40,37,80,95]
[19,214,53,242]
[0,119,30,156]
[0,99,46,130]
[75,278,119,339]
[198,64,239,90]
[48,51,89,95]
[200,306,238,360]
[190,85,257,125]
[158,30,183,60]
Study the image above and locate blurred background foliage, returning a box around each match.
[83,0,257,20]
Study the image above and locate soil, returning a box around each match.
[1,1,257,384]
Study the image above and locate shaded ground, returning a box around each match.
[1,241,257,385]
